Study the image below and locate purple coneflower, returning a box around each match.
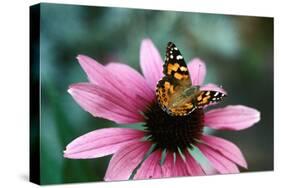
[64,39,260,181]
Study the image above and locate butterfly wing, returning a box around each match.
[156,42,194,115]
[195,90,226,107]
[156,79,196,116]
[163,42,192,87]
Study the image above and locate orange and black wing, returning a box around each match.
[195,90,226,107]
[162,42,191,87]
[156,42,193,115]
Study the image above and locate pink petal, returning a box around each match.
[140,39,163,90]
[105,63,154,103]
[198,144,239,174]
[76,55,147,112]
[187,58,206,86]
[184,151,205,176]
[205,105,260,130]
[200,83,227,95]
[173,154,189,177]
[68,83,144,124]
[64,128,144,159]
[76,54,107,84]
[161,152,174,177]
[104,141,151,181]
[201,135,247,168]
[134,150,162,180]
[200,162,218,175]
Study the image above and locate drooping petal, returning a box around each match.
[134,150,162,180]
[140,39,163,90]
[161,152,174,177]
[64,128,144,159]
[68,83,144,124]
[187,58,206,86]
[200,83,227,95]
[201,135,247,168]
[197,144,239,174]
[204,105,260,130]
[173,154,189,177]
[184,151,205,176]
[105,63,154,103]
[76,55,147,112]
[200,162,218,175]
[104,141,151,181]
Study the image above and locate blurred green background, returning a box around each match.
[37,3,273,185]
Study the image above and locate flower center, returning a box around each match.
[143,101,204,152]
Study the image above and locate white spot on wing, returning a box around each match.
[180,66,187,71]
[170,55,173,59]
[176,55,183,60]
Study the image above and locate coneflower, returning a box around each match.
[64,39,260,181]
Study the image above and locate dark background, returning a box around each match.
[36,3,273,184]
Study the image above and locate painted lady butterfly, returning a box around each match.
[156,42,226,116]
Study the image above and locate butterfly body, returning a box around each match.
[170,86,200,107]
[156,42,226,116]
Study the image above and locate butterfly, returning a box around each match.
[156,42,226,116]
